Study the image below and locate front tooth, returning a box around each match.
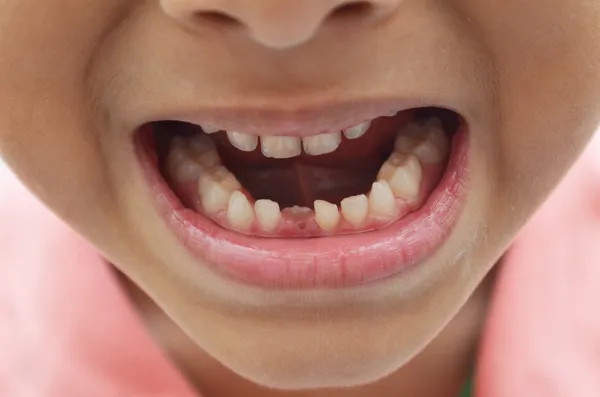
[254,199,281,232]
[386,155,422,201]
[314,200,340,232]
[343,121,371,140]
[202,125,220,134]
[303,132,342,156]
[198,177,233,214]
[341,195,369,228]
[290,206,312,216]
[227,191,255,231]
[261,136,302,159]
[227,131,258,152]
[369,181,396,218]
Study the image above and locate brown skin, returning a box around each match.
[1,0,600,396]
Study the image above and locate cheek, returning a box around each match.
[471,0,600,213]
[0,1,128,227]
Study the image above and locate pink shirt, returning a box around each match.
[1,133,599,396]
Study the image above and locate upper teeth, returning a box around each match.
[203,120,373,159]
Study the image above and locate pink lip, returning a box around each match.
[147,98,437,137]
[136,123,469,289]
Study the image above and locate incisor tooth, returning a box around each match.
[303,132,342,156]
[198,177,232,214]
[254,200,281,232]
[369,181,396,218]
[290,206,312,215]
[314,200,340,232]
[227,191,255,231]
[202,125,220,134]
[343,121,371,140]
[227,131,258,152]
[387,156,422,201]
[261,136,302,159]
[341,195,369,228]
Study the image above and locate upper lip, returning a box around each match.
[143,97,447,137]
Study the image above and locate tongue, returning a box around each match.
[213,112,413,208]
[228,162,384,208]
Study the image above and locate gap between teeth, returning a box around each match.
[166,117,449,234]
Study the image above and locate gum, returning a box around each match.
[171,161,446,238]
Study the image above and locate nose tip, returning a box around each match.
[159,0,401,49]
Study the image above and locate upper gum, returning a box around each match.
[203,117,378,138]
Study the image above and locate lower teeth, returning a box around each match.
[162,116,451,237]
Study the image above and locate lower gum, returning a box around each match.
[169,160,444,238]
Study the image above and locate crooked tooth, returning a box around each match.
[343,121,371,140]
[227,131,258,152]
[386,155,422,201]
[303,132,342,156]
[227,191,255,231]
[261,136,302,159]
[254,199,281,232]
[369,181,396,218]
[198,176,233,214]
[314,200,340,232]
[341,195,369,228]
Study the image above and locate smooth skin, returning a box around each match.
[1,1,600,396]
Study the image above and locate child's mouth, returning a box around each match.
[136,105,469,288]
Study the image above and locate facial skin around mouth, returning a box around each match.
[136,105,470,288]
[2,0,600,393]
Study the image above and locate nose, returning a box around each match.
[159,0,402,49]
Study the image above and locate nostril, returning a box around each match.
[193,10,242,28]
[329,1,374,19]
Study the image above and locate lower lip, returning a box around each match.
[136,126,470,289]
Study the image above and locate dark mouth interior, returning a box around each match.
[151,107,460,208]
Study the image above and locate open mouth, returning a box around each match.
[136,105,469,288]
